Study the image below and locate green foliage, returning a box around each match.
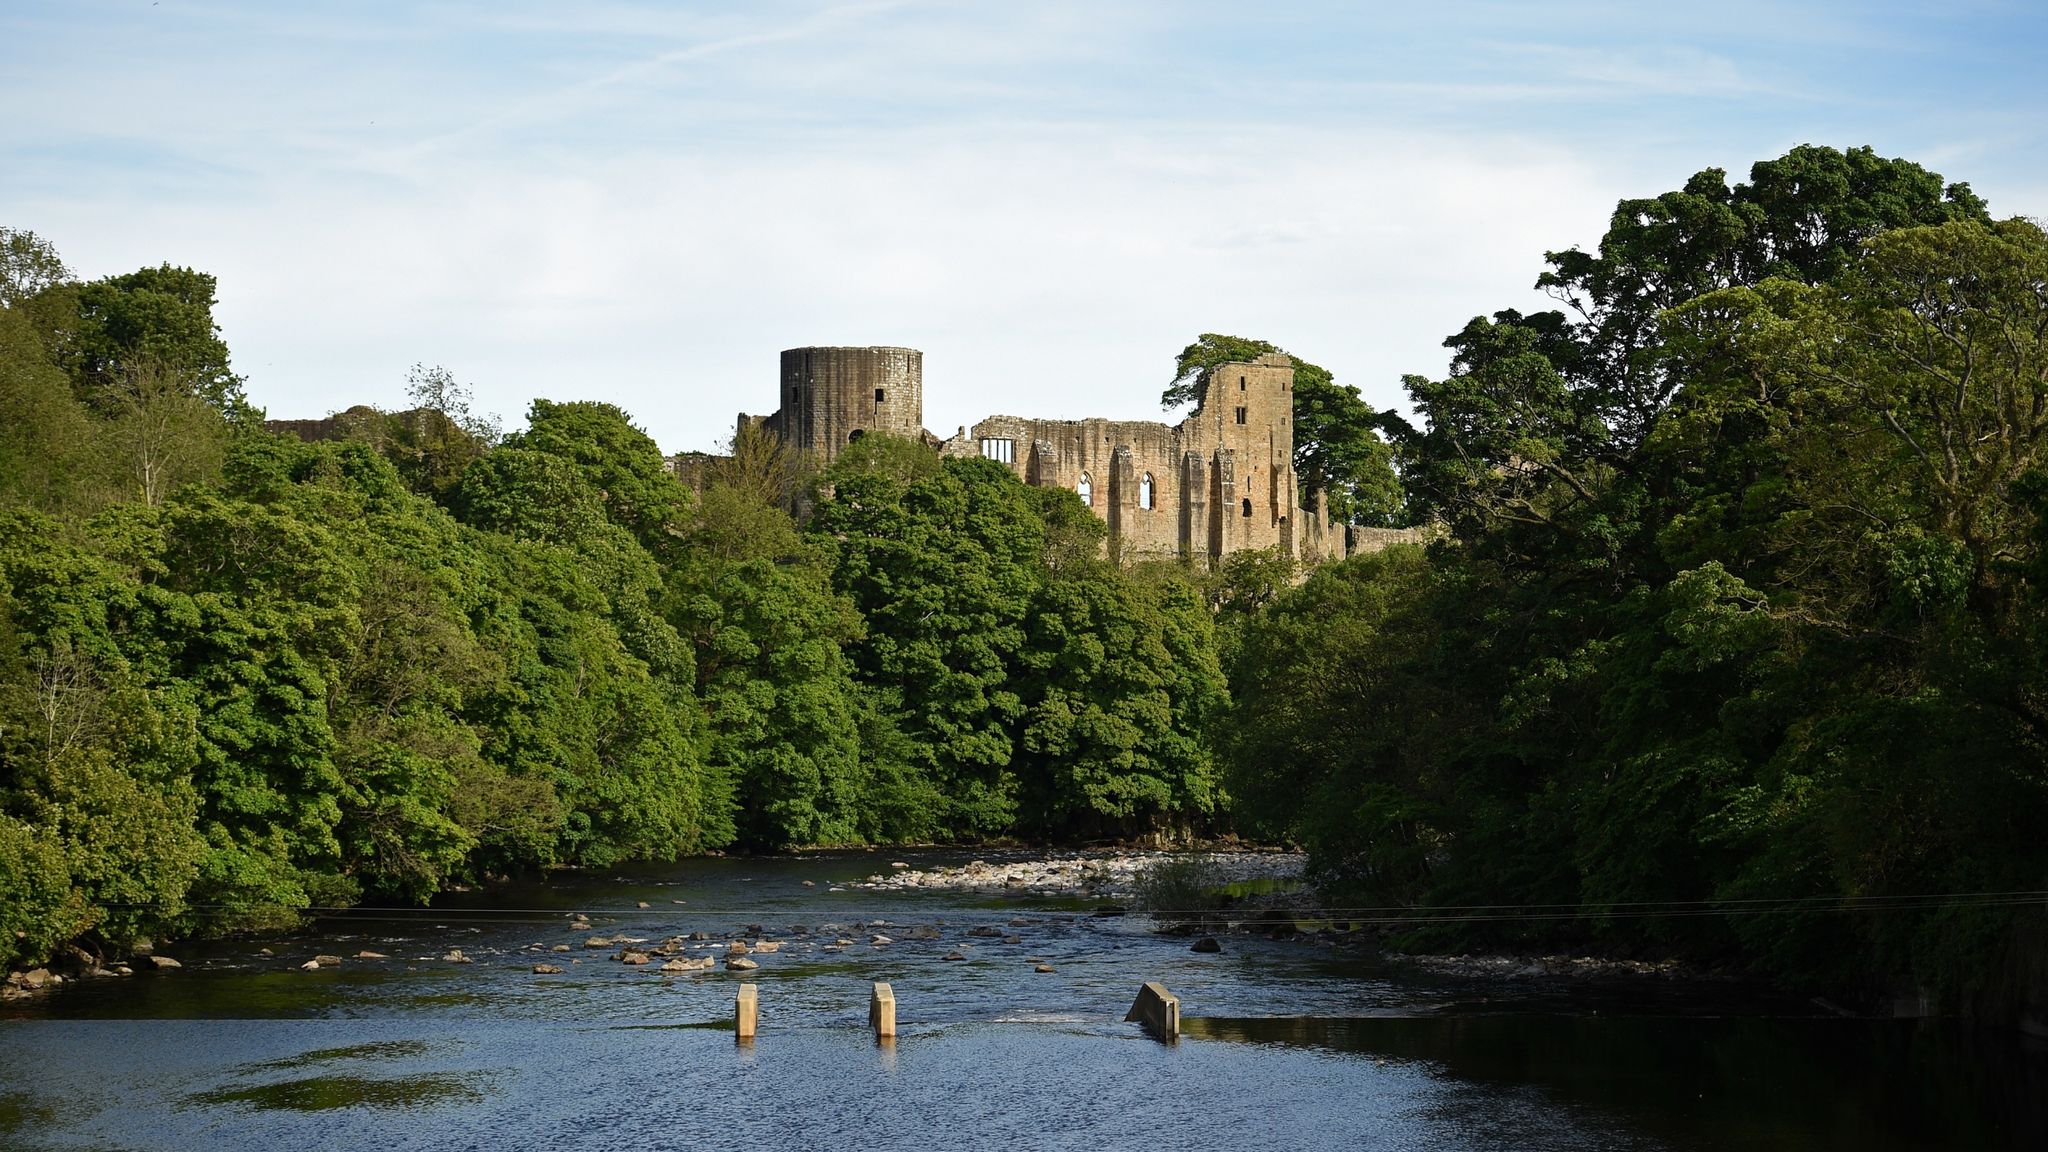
[1164,333,1404,525]
[823,431,942,493]
[65,264,247,416]
[1235,146,2048,1016]
[1163,333,1283,410]
[668,485,865,849]
[0,228,70,309]
[813,455,1226,841]
[1132,853,1230,925]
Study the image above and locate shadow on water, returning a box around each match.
[1185,1015,2048,1151]
[186,1072,487,1113]
[0,1092,57,1137]
[231,1039,436,1073]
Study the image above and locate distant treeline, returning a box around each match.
[4,144,2045,1020]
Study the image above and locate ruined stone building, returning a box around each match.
[696,345,1417,566]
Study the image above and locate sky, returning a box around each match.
[4,1,2045,453]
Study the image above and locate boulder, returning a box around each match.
[968,926,1003,938]
[355,951,387,959]
[532,964,564,974]
[869,935,893,946]
[584,936,615,949]
[300,960,322,971]
[637,901,651,909]
[619,951,651,965]
[751,941,781,954]
[551,944,572,953]
[147,955,182,970]
[313,954,345,966]
[1191,937,1222,954]
[726,940,750,956]
[1002,936,1022,945]
[1035,964,1057,974]
[725,956,759,971]
[443,949,472,963]
[942,950,968,961]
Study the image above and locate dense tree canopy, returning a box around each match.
[1228,145,2048,1018]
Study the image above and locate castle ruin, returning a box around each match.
[704,345,1415,566]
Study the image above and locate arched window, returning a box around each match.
[849,429,865,444]
[1139,472,1154,510]
[1241,497,1252,518]
[1077,472,1093,505]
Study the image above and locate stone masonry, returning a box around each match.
[707,345,1421,566]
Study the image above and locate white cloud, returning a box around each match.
[8,0,2040,453]
[20,118,1620,452]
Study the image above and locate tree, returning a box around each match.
[1163,333,1404,524]
[0,305,96,512]
[812,457,1045,835]
[69,265,246,416]
[667,486,865,848]
[1162,333,1283,411]
[0,227,69,309]
[102,358,228,507]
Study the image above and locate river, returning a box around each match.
[3,850,2043,1150]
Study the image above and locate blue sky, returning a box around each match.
[5,1,2044,451]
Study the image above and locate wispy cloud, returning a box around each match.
[3,0,2043,451]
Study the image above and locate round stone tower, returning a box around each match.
[776,346,924,460]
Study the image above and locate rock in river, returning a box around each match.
[147,955,182,970]
[725,956,759,971]
[532,964,564,974]
[1191,937,1222,954]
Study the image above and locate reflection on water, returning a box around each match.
[0,851,2042,1150]
[232,1038,437,1072]
[1187,1015,2048,1151]
[188,1071,488,1113]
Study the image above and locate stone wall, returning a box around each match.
[941,354,1335,566]
[686,343,1404,570]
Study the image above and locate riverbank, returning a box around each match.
[838,847,1304,899]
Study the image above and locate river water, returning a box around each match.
[3,850,2043,1150]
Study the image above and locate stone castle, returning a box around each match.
[692,345,1418,566]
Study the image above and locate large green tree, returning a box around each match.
[1164,333,1404,525]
